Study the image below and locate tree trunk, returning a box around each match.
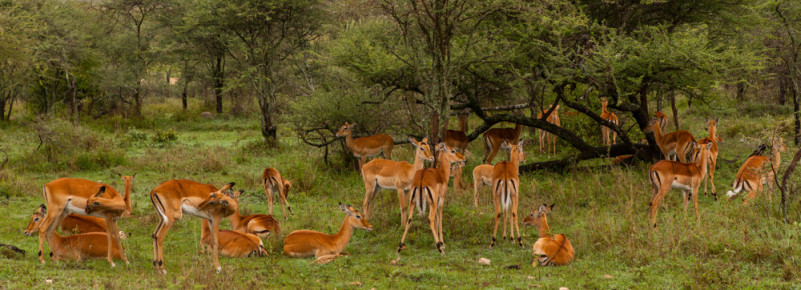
[431,111,440,145]
[792,79,800,145]
[670,92,680,130]
[258,96,277,142]
[0,95,6,121]
[736,82,746,101]
[213,55,225,114]
[70,76,78,125]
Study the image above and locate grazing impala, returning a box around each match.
[648,142,712,227]
[482,117,523,164]
[228,190,281,238]
[444,114,470,191]
[522,204,574,267]
[361,138,434,227]
[336,122,394,172]
[654,111,668,133]
[262,167,294,219]
[490,141,526,249]
[26,205,123,262]
[599,98,618,146]
[37,178,128,267]
[644,116,697,162]
[283,203,372,264]
[397,143,466,255]
[200,218,266,258]
[727,138,787,204]
[694,118,722,199]
[537,105,561,157]
[150,179,238,274]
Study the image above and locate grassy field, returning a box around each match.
[1,98,800,288]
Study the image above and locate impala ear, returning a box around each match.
[339,202,350,213]
[118,173,123,180]
[549,203,555,211]
[421,137,428,143]
[715,117,719,124]
[94,186,107,198]
[39,204,47,215]
[132,173,137,180]
[408,137,418,145]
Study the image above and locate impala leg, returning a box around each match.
[281,191,294,216]
[104,215,119,266]
[265,184,275,216]
[39,206,68,264]
[482,137,491,164]
[210,217,222,273]
[428,195,442,254]
[153,217,174,274]
[612,130,617,145]
[473,177,480,208]
[692,187,700,223]
[397,188,407,228]
[397,189,418,254]
[384,143,393,160]
[513,191,522,247]
[490,189,501,248]
[709,158,717,199]
[454,167,464,195]
[682,190,688,215]
[486,142,501,164]
[362,180,375,221]
[359,156,367,174]
[650,185,669,227]
[437,192,445,248]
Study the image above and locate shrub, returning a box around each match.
[21,118,126,172]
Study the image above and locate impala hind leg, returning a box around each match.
[692,187,700,223]
[104,215,128,266]
[280,192,294,217]
[265,184,275,216]
[437,195,445,248]
[490,192,501,249]
[38,206,69,264]
[428,197,443,254]
[708,158,717,200]
[396,188,408,227]
[513,193,522,247]
[153,217,174,274]
[649,185,670,227]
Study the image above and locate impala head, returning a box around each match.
[502,140,527,162]
[437,143,466,164]
[644,116,660,133]
[705,118,722,142]
[198,183,239,217]
[773,137,788,153]
[119,173,136,184]
[410,137,435,162]
[23,204,47,236]
[336,122,355,137]
[85,186,119,215]
[340,202,372,231]
[282,179,293,198]
[600,97,608,106]
[523,204,554,227]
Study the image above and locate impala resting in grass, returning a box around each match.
[726,138,787,204]
[537,105,561,157]
[25,211,110,236]
[150,179,238,274]
[599,97,619,146]
[397,143,466,255]
[262,167,294,219]
[523,204,574,267]
[694,118,723,199]
[27,204,123,262]
[283,203,372,264]
[648,142,712,227]
[200,218,266,258]
[490,141,526,249]
[38,178,128,267]
[336,122,394,172]
[644,116,697,162]
[361,138,434,227]
[229,190,281,238]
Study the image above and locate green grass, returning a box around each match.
[0,98,800,288]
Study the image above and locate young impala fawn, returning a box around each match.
[200,218,266,258]
[361,138,434,227]
[26,204,123,262]
[693,118,722,199]
[262,167,294,219]
[599,97,618,145]
[648,142,712,227]
[336,122,394,172]
[726,138,787,204]
[283,203,372,264]
[644,116,697,162]
[397,143,466,255]
[490,141,526,249]
[228,190,281,238]
[537,105,561,157]
[522,204,574,267]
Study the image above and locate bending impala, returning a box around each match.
[37,178,128,267]
[644,116,697,162]
[150,179,238,274]
[694,118,722,199]
[262,167,294,219]
[537,105,561,156]
[726,138,787,204]
[490,141,526,249]
[648,143,712,227]
[522,204,574,267]
[336,122,394,172]
[200,218,266,258]
[482,118,523,164]
[397,143,466,255]
[599,98,618,145]
[283,203,372,264]
[27,205,123,262]
[361,138,434,227]
[229,190,281,238]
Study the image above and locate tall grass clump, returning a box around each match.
[20,118,126,172]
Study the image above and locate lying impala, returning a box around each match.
[444,114,470,191]
[482,118,523,164]
[25,211,108,236]
[150,179,238,274]
[648,142,712,227]
[537,105,561,157]
[38,178,129,267]
[694,118,722,199]
[262,167,294,219]
[490,141,526,249]
[644,116,697,162]
[726,138,787,204]
[26,204,123,262]
[397,143,466,255]
[336,122,394,172]
[361,138,434,227]
[283,203,372,264]
[522,204,574,267]
[229,189,281,238]
[200,218,266,258]
[599,98,618,145]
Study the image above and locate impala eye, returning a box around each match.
[34,218,39,221]
[356,215,361,219]
[529,214,534,217]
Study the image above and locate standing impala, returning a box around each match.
[490,141,526,249]
[37,178,129,267]
[727,138,787,204]
[522,204,574,267]
[644,116,697,162]
[27,205,123,262]
[471,164,495,208]
[283,203,372,264]
[654,111,668,133]
[694,118,722,199]
[537,105,561,157]
[482,118,523,164]
[262,167,294,219]
[336,122,394,172]
[361,138,434,227]
[599,98,618,146]
[228,189,281,238]
[397,143,466,255]
[150,179,238,274]
[648,142,712,227]
[444,114,470,191]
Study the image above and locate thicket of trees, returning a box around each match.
[1,0,800,164]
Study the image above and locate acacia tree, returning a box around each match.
[0,1,35,121]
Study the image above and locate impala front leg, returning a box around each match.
[210,217,222,273]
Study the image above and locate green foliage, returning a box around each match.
[21,118,125,172]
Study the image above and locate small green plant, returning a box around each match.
[152,130,178,144]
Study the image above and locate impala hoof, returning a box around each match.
[216,266,222,273]
[111,262,116,268]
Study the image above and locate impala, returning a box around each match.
[482,118,523,164]
[361,138,434,227]
[726,138,787,204]
[149,179,238,273]
[537,105,561,157]
[654,111,668,133]
[262,167,294,219]
[644,116,697,162]
[693,118,722,199]
[647,142,712,227]
[25,211,108,236]
[27,204,123,262]
[229,189,281,238]
[522,204,574,267]
[444,114,470,191]
[283,203,372,264]
[471,164,494,208]
[200,218,266,258]
[118,174,135,217]
[397,143,466,255]
[490,141,526,249]
[37,178,128,267]
[600,97,618,146]
[336,122,394,172]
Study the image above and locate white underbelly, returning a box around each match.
[182,203,211,220]
[671,181,692,191]
[375,177,398,190]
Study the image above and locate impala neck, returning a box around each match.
[412,150,427,172]
[332,216,355,253]
[228,208,244,229]
[601,102,608,114]
[650,123,665,146]
[695,149,710,177]
[343,130,357,151]
[707,125,717,142]
[123,179,132,215]
[510,149,522,174]
[436,153,453,180]
[537,216,552,239]
[772,146,782,170]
